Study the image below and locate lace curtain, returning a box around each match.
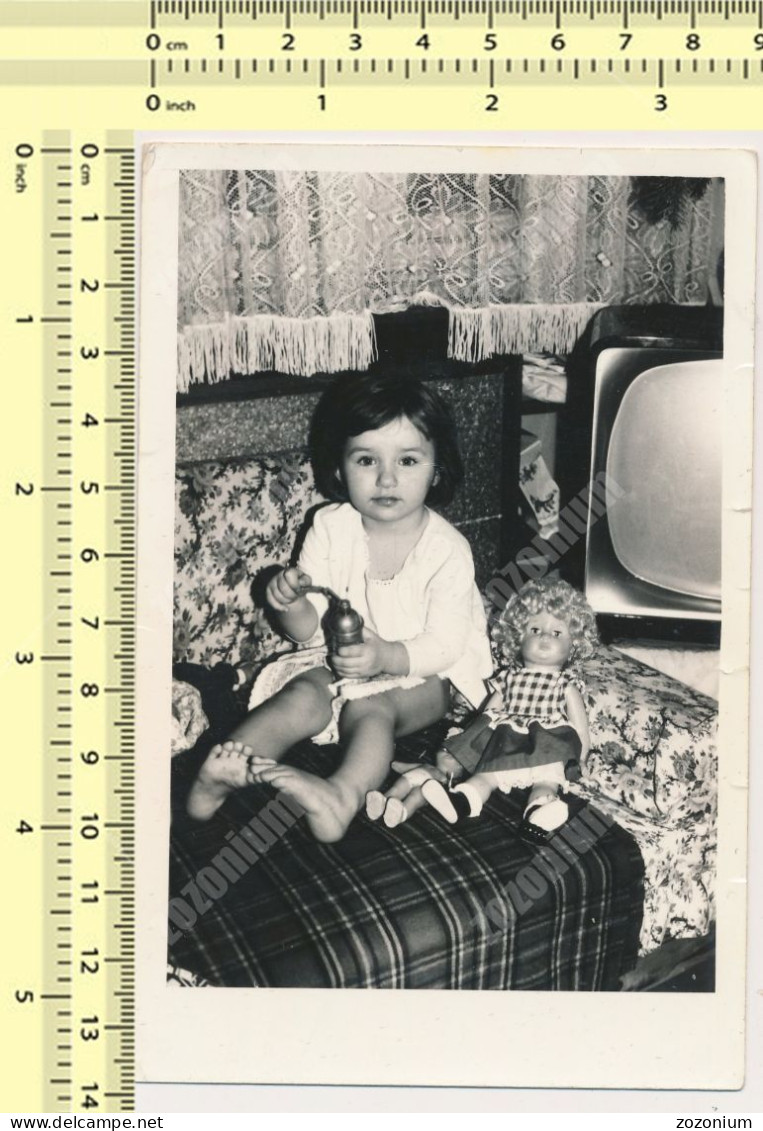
[177,170,722,389]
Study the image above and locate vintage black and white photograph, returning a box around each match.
[136,142,752,1088]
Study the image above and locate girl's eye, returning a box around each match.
[400,456,418,467]
[552,630,561,637]
[356,456,375,466]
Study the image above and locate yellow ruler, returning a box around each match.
[1,129,135,1113]
[0,0,756,1115]
[0,0,761,127]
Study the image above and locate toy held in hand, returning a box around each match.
[267,571,365,655]
[323,596,365,653]
[294,580,365,657]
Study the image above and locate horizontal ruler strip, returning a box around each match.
[0,57,760,82]
[1,0,762,23]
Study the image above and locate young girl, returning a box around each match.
[186,373,493,843]
[418,578,598,842]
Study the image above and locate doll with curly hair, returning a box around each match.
[420,578,599,842]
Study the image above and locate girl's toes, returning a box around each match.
[249,761,281,783]
[246,758,275,782]
[248,755,277,769]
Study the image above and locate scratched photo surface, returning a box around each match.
[137,142,751,1089]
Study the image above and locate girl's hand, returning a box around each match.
[331,626,387,679]
[266,567,311,613]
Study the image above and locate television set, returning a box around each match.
[559,305,723,643]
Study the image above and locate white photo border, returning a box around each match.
[136,140,754,1091]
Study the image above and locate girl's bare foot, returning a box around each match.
[247,754,279,782]
[256,764,359,843]
[186,740,255,821]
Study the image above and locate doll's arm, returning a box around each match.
[384,761,448,823]
[565,685,590,764]
[390,760,448,787]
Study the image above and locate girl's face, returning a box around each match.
[342,416,436,527]
[521,610,573,669]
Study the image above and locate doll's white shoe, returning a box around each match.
[520,796,569,844]
[365,791,386,821]
[383,798,408,828]
[421,780,473,824]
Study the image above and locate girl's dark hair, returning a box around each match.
[309,372,464,507]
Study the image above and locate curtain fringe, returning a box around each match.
[449,302,607,362]
[177,302,612,386]
[177,312,378,390]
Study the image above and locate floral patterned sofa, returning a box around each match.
[173,452,718,963]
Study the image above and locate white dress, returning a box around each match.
[249,502,493,744]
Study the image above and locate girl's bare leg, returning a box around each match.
[256,677,450,842]
[186,668,334,821]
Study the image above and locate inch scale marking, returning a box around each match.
[1,130,136,1113]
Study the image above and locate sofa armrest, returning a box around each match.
[579,647,718,827]
[174,454,323,668]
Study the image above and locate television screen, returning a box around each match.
[584,347,723,624]
[606,359,723,602]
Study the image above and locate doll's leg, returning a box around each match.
[256,677,449,842]
[186,667,334,821]
[366,766,441,827]
[365,768,415,819]
[365,769,413,822]
[381,779,432,828]
[422,770,499,823]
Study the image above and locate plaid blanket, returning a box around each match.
[169,743,643,989]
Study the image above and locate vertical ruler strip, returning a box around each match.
[1,129,136,1113]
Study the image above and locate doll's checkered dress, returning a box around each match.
[490,667,583,730]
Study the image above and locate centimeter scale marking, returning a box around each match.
[3,130,136,1112]
[2,0,762,109]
